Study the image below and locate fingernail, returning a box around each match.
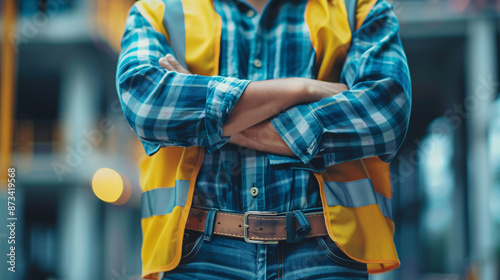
[159,57,168,65]
[166,54,175,62]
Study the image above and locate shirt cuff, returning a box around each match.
[270,104,324,164]
[205,77,251,153]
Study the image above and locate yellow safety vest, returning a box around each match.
[133,0,399,279]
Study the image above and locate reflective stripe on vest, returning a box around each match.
[162,0,187,69]
[141,180,190,218]
[323,178,393,220]
[345,0,358,32]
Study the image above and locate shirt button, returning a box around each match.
[253,59,262,68]
[246,10,255,17]
[250,187,259,197]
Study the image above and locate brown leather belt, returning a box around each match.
[186,208,328,244]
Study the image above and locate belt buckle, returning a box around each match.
[243,211,279,244]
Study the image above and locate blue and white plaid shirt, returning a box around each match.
[116,0,411,213]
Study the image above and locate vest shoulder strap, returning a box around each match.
[162,0,188,69]
[344,0,358,33]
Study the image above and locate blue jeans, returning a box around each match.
[162,229,369,279]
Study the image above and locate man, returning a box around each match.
[116,0,411,279]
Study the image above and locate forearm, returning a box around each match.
[228,79,348,156]
[223,79,308,136]
[223,78,349,137]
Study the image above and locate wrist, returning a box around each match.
[298,78,322,103]
[289,78,315,104]
[299,79,349,103]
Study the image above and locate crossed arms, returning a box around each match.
[116,0,411,168]
[158,53,348,157]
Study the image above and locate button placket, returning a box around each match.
[246,11,266,81]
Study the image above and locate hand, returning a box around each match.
[229,120,295,157]
[230,120,324,159]
[158,54,192,74]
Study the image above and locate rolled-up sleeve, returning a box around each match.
[116,6,250,155]
[269,0,411,167]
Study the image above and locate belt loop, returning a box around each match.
[203,208,218,242]
[286,210,312,243]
